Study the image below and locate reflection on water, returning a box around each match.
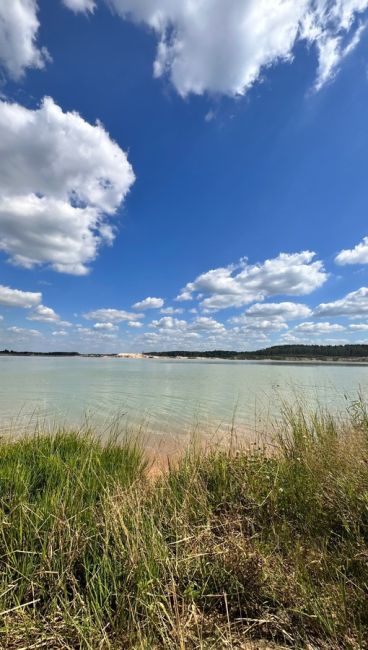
[0,356,367,436]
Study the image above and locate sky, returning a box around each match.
[1,0,368,352]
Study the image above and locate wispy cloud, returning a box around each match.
[66,0,368,97]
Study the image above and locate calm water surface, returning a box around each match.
[1,356,367,436]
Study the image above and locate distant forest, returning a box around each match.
[145,344,368,360]
[1,344,368,359]
[0,350,81,357]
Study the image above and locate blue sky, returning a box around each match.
[1,0,368,351]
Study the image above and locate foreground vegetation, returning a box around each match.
[1,402,368,648]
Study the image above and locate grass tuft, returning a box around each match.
[1,404,368,648]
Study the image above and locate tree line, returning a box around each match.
[145,344,368,359]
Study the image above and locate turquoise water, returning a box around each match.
[1,356,368,436]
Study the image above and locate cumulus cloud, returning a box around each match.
[294,321,345,333]
[190,317,225,333]
[7,326,41,337]
[0,284,41,308]
[27,304,70,325]
[62,0,96,12]
[0,0,49,80]
[76,325,119,340]
[150,315,225,334]
[349,323,368,331]
[3,1,367,95]
[84,308,143,322]
[176,290,193,303]
[93,322,118,331]
[98,0,368,96]
[315,287,368,317]
[246,301,312,319]
[128,321,143,328]
[280,330,349,345]
[142,328,201,346]
[160,306,184,315]
[145,316,230,353]
[0,97,135,275]
[150,316,188,331]
[132,297,164,310]
[177,252,327,311]
[141,316,278,351]
[335,236,368,265]
[231,316,288,333]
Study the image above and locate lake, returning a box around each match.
[1,356,367,439]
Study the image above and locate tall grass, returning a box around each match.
[1,402,368,649]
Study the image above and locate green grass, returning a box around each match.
[1,401,368,649]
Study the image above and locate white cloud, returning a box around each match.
[138,309,302,351]
[62,0,96,12]
[307,4,368,90]
[315,287,368,317]
[84,308,143,322]
[132,297,164,310]
[335,236,368,265]
[0,0,49,80]
[145,316,231,353]
[128,321,143,328]
[52,330,68,336]
[149,315,225,334]
[232,317,288,333]
[160,306,184,315]
[141,318,278,351]
[0,196,100,276]
[0,97,135,275]
[315,24,366,90]
[150,316,188,331]
[176,290,193,303]
[349,323,368,331]
[205,110,216,123]
[246,301,312,319]
[0,284,41,308]
[294,321,345,333]
[93,322,118,331]
[190,317,225,333]
[103,0,368,96]
[7,326,41,337]
[4,1,366,95]
[177,252,327,311]
[27,304,69,325]
[280,330,349,345]
[142,330,201,350]
[75,325,119,340]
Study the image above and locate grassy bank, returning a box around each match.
[1,402,368,649]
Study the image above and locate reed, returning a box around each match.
[1,400,368,648]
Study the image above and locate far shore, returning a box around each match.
[2,351,368,365]
[150,355,368,365]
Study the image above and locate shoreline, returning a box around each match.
[144,355,368,365]
[2,351,368,365]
